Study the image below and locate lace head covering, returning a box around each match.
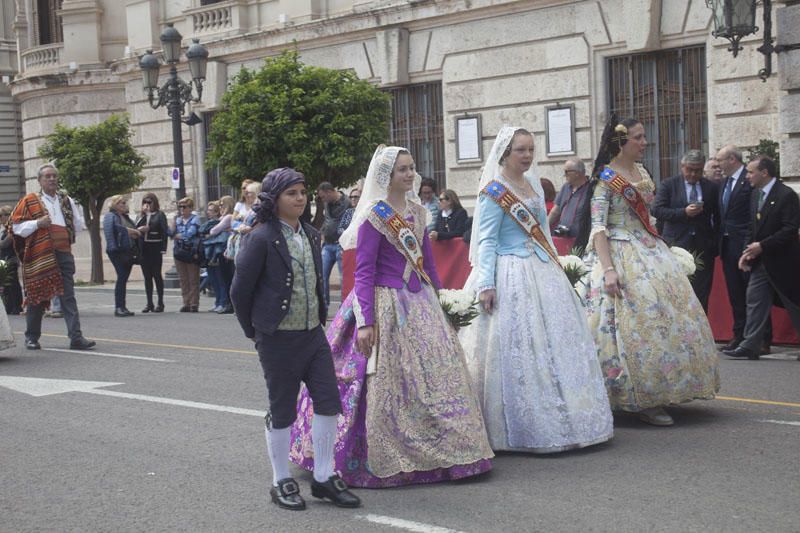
[467,126,544,267]
[253,167,305,223]
[339,144,421,250]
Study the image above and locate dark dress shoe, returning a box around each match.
[761,344,771,355]
[114,308,135,317]
[142,304,154,313]
[310,475,361,508]
[721,337,743,351]
[723,346,759,360]
[154,304,165,313]
[270,478,306,511]
[189,306,199,313]
[179,305,190,312]
[69,337,96,350]
[25,339,41,350]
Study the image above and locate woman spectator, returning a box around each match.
[135,193,168,313]
[0,205,22,315]
[199,201,231,313]
[540,177,556,213]
[211,195,236,313]
[103,195,140,317]
[418,177,439,230]
[337,187,361,236]
[170,197,201,312]
[0,205,23,314]
[429,189,468,241]
[234,179,254,218]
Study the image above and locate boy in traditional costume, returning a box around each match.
[230,168,360,511]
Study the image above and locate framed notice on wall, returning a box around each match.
[545,105,576,156]
[455,115,482,162]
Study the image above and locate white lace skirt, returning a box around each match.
[461,254,613,453]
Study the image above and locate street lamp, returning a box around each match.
[706,0,800,81]
[138,24,209,200]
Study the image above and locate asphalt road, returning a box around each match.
[1,288,798,533]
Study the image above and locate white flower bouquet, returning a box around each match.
[439,289,480,330]
[670,246,703,278]
[558,254,589,288]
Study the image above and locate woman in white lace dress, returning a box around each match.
[460,127,613,453]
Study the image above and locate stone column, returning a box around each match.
[777,1,800,182]
[59,0,103,66]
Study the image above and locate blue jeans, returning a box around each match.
[207,264,229,308]
[321,243,342,306]
[108,251,133,309]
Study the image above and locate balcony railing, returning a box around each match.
[188,1,237,35]
[21,43,63,73]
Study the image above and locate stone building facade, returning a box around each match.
[1,0,24,206]
[8,0,799,212]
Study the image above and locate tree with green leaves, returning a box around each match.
[38,114,148,283]
[206,50,391,190]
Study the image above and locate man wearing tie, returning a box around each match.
[653,150,719,311]
[716,144,763,351]
[723,156,800,360]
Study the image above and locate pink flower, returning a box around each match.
[607,367,624,380]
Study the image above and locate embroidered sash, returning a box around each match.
[370,201,433,286]
[481,180,560,264]
[598,167,660,238]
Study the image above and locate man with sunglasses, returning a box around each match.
[548,158,590,237]
[10,163,95,350]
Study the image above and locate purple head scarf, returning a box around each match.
[254,167,306,223]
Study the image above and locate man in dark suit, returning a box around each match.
[723,156,800,360]
[653,149,719,311]
[715,144,762,350]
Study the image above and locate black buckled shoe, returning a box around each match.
[310,475,361,508]
[69,337,96,350]
[270,478,306,511]
[25,339,41,350]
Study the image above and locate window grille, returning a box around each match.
[384,82,446,190]
[607,46,708,182]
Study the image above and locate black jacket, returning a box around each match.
[230,219,326,338]
[135,211,168,253]
[652,175,719,256]
[434,208,468,240]
[718,166,753,248]
[745,180,800,307]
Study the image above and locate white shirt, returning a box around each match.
[280,220,305,253]
[683,180,703,203]
[12,192,84,238]
[728,165,745,188]
[759,177,777,202]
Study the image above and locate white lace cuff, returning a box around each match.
[476,285,495,295]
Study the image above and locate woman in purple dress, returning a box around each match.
[290,145,493,488]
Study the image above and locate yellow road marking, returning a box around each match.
[14,331,257,355]
[715,395,800,408]
[17,331,800,408]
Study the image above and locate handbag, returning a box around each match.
[174,238,201,264]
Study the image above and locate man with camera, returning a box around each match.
[548,157,590,238]
[652,150,719,311]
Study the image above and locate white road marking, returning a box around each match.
[42,348,175,363]
[0,376,265,417]
[759,419,800,427]
[355,514,465,533]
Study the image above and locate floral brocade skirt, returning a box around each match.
[289,284,493,488]
[581,237,720,412]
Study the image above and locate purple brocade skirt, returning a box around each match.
[289,287,493,488]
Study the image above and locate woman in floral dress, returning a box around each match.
[290,145,493,487]
[576,117,720,426]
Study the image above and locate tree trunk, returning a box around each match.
[86,199,104,284]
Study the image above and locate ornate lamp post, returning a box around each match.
[706,0,800,81]
[138,24,209,200]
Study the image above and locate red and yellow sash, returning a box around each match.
[598,167,660,238]
[370,201,433,286]
[481,180,561,265]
